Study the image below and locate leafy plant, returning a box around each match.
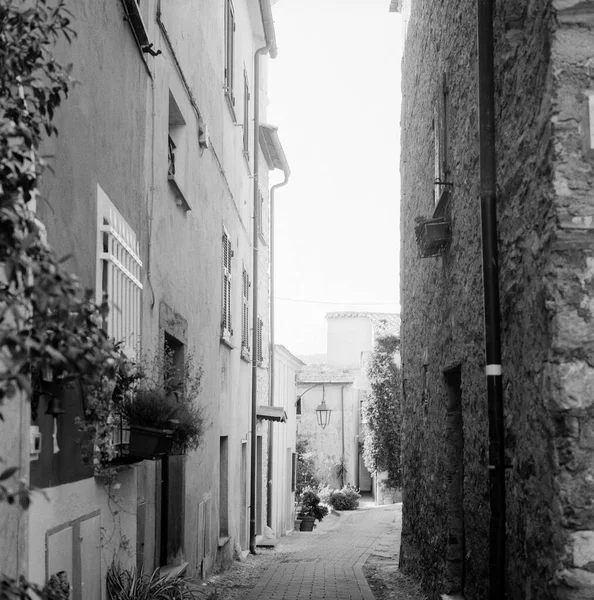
[0,571,70,600]
[106,564,208,600]
[298,488,329,522]
[328,484,360,511]
[120,389,178,430]
[362,334,402,489]
[295,437,319,496]
[0,0,122,498]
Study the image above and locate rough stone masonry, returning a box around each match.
[399,0,594,598]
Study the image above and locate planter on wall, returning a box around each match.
[414,217,451,258]
[299,516,316,532]
[128,425,174,460]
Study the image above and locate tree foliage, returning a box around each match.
[362,334,402,489]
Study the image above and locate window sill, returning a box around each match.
[241,346,251,362]
[220,334,234,349]
[168,175,191,212]
[243,151,252,174]
[224,91,236,123]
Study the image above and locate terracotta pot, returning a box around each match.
[300,516,316,532]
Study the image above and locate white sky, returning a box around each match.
[268,0,403,357]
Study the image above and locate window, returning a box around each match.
[433,73,449,206]
[241,266,250,354]
[243,70,250,157]
[96,184,142,357]
[123,0,150,47]
[256,316,264,365]
[221,229,233,340]
[257,189,264,241]
[168,91,190,210]
[224,0,235,107]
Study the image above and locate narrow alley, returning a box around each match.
[209,500,426,600]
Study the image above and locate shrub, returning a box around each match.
[298,487,329,522]
[328,484,361,511]
[317,484,333,505]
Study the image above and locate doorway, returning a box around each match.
[444,366,464,593]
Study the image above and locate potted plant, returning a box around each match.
[120,389,177,459]
[298,488,328,532]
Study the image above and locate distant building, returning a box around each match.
[296,312,400,493]
[396,0,594,598]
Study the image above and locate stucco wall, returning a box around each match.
[327,317,373,367]
[19,0,276,586]
[271,346,301,537]
[296,384,358,489]
[400,0,594,598]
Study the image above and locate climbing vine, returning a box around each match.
[0,0,121,506]
[362,334,402,489]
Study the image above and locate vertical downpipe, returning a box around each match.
[477,1,505,597]
[267,174,289,528]
[250,42,270,555]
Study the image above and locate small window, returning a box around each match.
[221,229,233,340]
[296,397,302,416]
[434,74,449,206]
[243,70,250,157]
[168,91,190,210]
[224,0,235,107]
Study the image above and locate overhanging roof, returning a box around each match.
[259,124,290,175]
[257,406,288,422]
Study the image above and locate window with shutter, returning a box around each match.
[224,0,235,108]
[241,266,250,354]
[256,316,263,365]
[221,229,233,340]
[243,70,250,157]
[434,74,449,206]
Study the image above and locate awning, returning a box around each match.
[257,406,288,423]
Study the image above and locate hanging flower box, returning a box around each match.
[414,216,451,258]
[128,424,174,460]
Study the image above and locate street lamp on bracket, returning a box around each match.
[296,382,332,430]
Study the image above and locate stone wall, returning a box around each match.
[400,0,594,598]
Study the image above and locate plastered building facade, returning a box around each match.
[0,0,287,594]
[397,0,594,598]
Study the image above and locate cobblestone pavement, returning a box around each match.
[244,501,399,600]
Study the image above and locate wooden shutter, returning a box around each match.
[242,267,249,349]
[222,230,233,336]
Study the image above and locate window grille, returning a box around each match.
[221,229,233,337]
[241,267,250,350]
[96,185,142,357]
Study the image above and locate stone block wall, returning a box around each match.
[400,0,594,598]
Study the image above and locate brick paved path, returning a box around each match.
[246,503,398,600]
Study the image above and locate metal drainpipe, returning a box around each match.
[266,173,289,529]
[340,386,345,488]
[477,1,505,597]
[250,40,271,556]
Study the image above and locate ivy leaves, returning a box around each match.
[362,335,403,489]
